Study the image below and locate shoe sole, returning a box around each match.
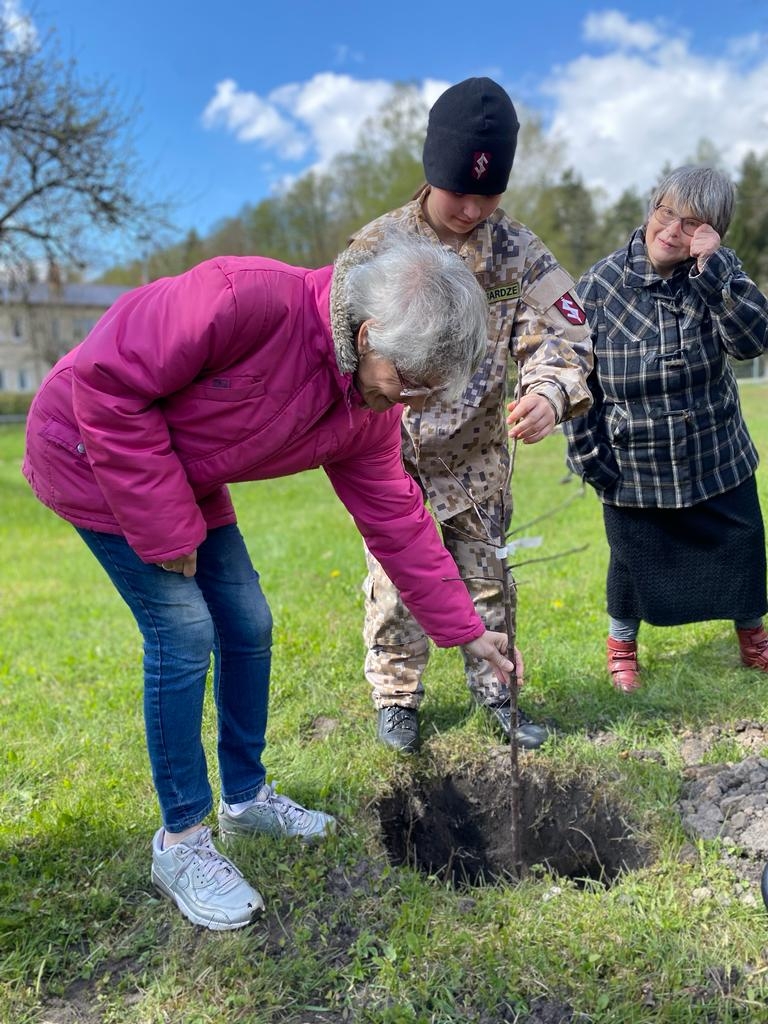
[611,679,642,693]
[217,820,336,843]
[377,736,420,754]
[151,868,263,930]
[514,732,549,750]
[485,711,551,750]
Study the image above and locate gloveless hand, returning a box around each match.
[506,392,557,444]
[463,630,519,685]
[690,223,720,271]
[156,551,198,577]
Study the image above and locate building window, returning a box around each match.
[18,368,32,390]
[0,369,6,390]
[72,316,97,342]
[12,316,23,341]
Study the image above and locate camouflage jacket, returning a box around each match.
[349,192,593,520]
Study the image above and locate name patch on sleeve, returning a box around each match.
[486,283,521,304]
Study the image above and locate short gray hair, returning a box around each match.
[342,232,488,399]
[648,166,735,237]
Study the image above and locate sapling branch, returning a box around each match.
[435,365,584,878]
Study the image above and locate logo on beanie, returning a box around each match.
[472,151,491,181]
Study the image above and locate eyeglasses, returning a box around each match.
[653,204,703,237]
[395,366,448,399]
[358,347,448,400]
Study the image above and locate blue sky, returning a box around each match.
[14,0,768,261]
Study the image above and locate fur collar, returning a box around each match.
[329,246,373,374]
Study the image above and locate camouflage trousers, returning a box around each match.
[363,493,515,709]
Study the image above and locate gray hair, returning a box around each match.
[648,166,735,237]
[342,232,488,400]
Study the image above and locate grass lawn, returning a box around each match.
[2,384,768,1023]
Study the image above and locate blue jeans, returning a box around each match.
[76,524,273,832]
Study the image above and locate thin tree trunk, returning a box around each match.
[499,553,522,878]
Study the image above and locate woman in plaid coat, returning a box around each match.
[563,166,768,692]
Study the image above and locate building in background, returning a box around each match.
[0,278,129,393]
[2,275,763,394]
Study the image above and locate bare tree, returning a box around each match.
[0,13,169,273]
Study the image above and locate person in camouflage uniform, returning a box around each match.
[351,77,593,752]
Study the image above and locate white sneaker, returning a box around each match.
[151,826,263,930]
[218,783,336,842]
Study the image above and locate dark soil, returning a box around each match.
[377,745,652,886]
[374,722,768,899]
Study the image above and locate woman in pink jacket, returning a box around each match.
[23,233,513,931]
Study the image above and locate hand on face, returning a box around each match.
[689,223,721,269]
[506,393,557,444]
[646,200,720,277]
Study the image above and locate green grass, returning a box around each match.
[3,385,768,1022]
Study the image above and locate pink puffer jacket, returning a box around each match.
[22,255,485,648]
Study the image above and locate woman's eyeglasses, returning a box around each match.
[358,347,448,400]
[395,366,447,399]
[653,204,703,237]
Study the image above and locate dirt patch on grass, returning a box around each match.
[376,723,768,895]
[376,746,652,886]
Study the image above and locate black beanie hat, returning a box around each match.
[422,77,519,196]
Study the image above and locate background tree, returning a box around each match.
[595,187,646,259]
[205,211,255,261]
[0,17,168,275]
[526,168,603,278]
[502,109,569,226]
[97,83,768,304]
[330,83,427,243]
[728,151,768,290]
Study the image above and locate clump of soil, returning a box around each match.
[674,722,768,895]
[679,755,768,853]
[377,748,652,886]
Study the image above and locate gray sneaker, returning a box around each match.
[218,783,336,842]
[151,826,263,931]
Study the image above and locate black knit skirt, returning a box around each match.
[604,476,767,626]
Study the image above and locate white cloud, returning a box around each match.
[200,12,768,209]
[270,73,393,164]
[422,78,451,110]
[333,43,364,66]
[202,73,446,176]
[725,32,767,62]
[202,79,308,159]
[545,13,768,203]
[582,10,664,51]
[2,0,38,51]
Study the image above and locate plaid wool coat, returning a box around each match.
[564,227,768,508]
